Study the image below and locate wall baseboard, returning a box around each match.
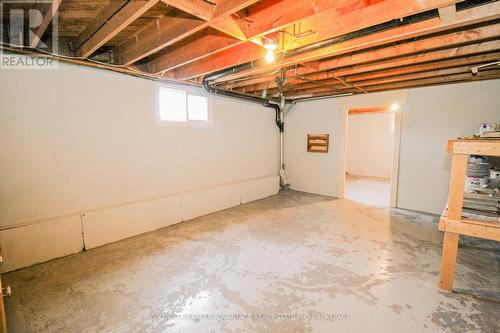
[0,175,279,273]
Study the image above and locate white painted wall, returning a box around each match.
[285,90,407,198]
[285,100,345,197]
[346,112,394,178]
[286,80,500,214]
[397,80,500,214]
[0,58,280,271]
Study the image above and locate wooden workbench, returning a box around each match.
[439,139,500,291]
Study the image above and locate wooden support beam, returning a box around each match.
[352,69,500,94]
[76,0,159,58]
[285,68,500,99]
[161,0,259,31]
[382,67,500,93]
[313,24,500,76]
[160,0,215,20]
[147,29,245,74]
[236,39,500,92]
[212,0,262,18]
[278,65,485,96]
[118,0,258,65]
[282,67,500,97]
[166,0,259,37]
[116,15,206,65]
[30,0,62,48]
[145,0,369,72]
[210,15,247,40]
[230,0,357,38]
[439,5,457,23]
[251,53,500,95]
[345,52,500,83]
[170,0,468,80]
[218,2,500,83]
[223,74,280,91]
[331,76,367,93]
[72,0,128,51]
[217,6,500,83]
[365,68,500,91]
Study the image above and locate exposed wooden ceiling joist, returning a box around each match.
[209,15,247,40]
[161,0,215,20]
[147,0,381,73]
[115,0,259,66]
[285,68,500,99]
[116,14,206,65]
[71,0,129,52]
[262,52,500,94]
[364,68,500,92]
[168,0,466,80]
[234,39,500,92]
[218,1,500,94]
[216,4,500,85]
[439,4,458,23]
[278,65,498,96]
[3,0,499,99]
[245,52,500,96]
[74,0,160,58]
[30,0,63,48]
[144,29,246,75]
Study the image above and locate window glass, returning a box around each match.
[188,94,208,121]
[159,87,187,122]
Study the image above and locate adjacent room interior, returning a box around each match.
[344,107,397,207]
[0,0,499,332]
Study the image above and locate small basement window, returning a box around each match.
[187,94,208,121]
[158,87,208,123]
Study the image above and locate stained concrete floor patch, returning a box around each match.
[4,190,500,332]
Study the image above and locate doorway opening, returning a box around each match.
[342,107,401,208]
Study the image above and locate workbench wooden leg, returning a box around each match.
[439,231,459,291]
[447,154,468,220]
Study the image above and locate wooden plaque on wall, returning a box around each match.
[307,134,329,153]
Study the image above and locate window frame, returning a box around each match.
[156,84,211,127]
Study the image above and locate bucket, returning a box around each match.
[466,162,490,177]
[469,155,486,164]
[465,175,489,191]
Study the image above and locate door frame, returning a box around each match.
[338,106,402,208]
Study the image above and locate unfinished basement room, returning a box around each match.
[1,0,500,332]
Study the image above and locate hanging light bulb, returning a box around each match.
[263,38,278,51]
[262,36,278,63]
[265,50,275,63]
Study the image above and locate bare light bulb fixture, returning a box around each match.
[265,50,275,63]
[263,37,278,51]
[263,37,278,63]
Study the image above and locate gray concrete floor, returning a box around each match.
[4,190,500,332]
